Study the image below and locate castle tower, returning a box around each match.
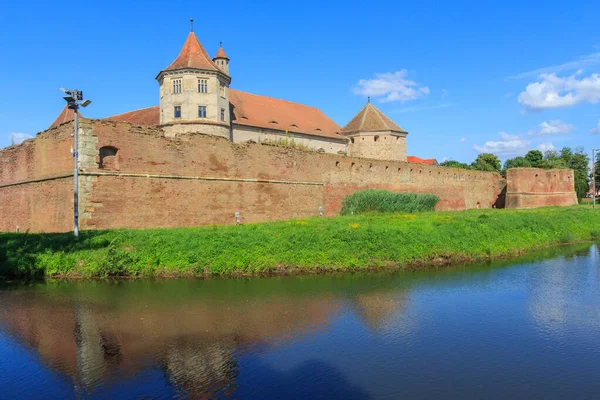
[213,42,229,75]
[341,101,408,162]
[156,25,232,138]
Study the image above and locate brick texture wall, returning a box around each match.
[505,168,578,208]
[2,119,574,233]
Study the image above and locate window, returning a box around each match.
[98,146,118,169]
[221,108,225,121]
[198,105,207,118]
[198,79,207,93]
[220,83,225,98]
[174,106,181,118]
[172,79,182,94]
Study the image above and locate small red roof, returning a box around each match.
[407,156,438,165]
[105,106,160,126]
[163,32,221,72]
[214,46,229,60]
[49,105,80,129]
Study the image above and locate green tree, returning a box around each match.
[440,160,471,170]
[524,150,543,167]
[502,156,532,177]
[471,153,501,172]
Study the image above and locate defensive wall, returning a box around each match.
[505,168,578,209]
[0,118,575,233]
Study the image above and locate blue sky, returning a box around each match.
[1,0,599,163]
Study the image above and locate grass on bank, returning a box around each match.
[340,190,439,215]
[1,206,599,278]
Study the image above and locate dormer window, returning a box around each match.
[270,120,278,124]
[315,128,322,132]
[198,79,208,93]
[290,124,298,128]
[172,79,182,94]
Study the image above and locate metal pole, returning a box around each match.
[73,104,79,237]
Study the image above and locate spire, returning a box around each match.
[162,32,220,72]
[190,18,194,32]
[341,103,406,135]
[214,42,229,60]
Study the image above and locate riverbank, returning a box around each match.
[1,206,599,279]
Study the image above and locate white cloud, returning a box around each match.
[8,133,33,145]
[518,71,600,112]
[530,120,574,135]
[460,137,466,142]
[474,132,531,156]
[537,142,556,152]
[591,121,600,134]
[354,70,430,102]
[509,52,600,80]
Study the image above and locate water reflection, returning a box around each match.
[1,244,599,399]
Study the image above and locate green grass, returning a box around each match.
[341,190,439,215]
[1,206,599,279]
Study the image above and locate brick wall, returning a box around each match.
[0,122,75,232]
[4,119,578,233]
[505,168,578,208]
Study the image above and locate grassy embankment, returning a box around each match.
[1,206,600,279]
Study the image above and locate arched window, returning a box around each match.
[99,146,118,169]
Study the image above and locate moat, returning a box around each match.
[1,244,599,399]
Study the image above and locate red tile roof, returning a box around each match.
[341,103,407,134]
[214,46,229,60]
[49,105,80,129]
[106,106,160,126]
[229,89,343,140]
[163,32,221,73]
[407,156,438,165]
[102,91,343,140]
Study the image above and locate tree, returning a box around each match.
[503,156,532,170]
[471,153,501,172]
[440,160,470,170]
[524,150,543,167]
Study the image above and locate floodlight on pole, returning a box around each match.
[60,88,92,238]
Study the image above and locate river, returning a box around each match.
[1,244,599,399]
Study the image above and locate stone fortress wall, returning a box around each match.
[0,118,576,233]
[505,168,578,208]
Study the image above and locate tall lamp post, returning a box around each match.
[593,148,600,209]
[61,88,91,237]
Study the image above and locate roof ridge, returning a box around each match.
[107,105,159,118]
[230,89,322,110]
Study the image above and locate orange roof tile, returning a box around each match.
[163,32,221,72]
[407,156,438,165]
[49,105,80,129]
[102,91,343,140]
[341,103,407,134]
[214,46,229,60]
[105,106,160,126]
[229,89,343,140]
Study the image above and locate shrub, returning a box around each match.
[340,190,439,215]
[591,230,600,240]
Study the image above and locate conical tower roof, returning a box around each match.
[49,105,81,129]
[214,45,229,60]
[163,32,221,72]
[341,102,407,135]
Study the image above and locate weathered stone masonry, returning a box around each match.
[0,119,577,233]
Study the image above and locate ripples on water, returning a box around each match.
[0,244,599,399]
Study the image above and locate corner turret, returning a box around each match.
[341,100,408,161]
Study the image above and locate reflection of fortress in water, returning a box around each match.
[0,279,407,397]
